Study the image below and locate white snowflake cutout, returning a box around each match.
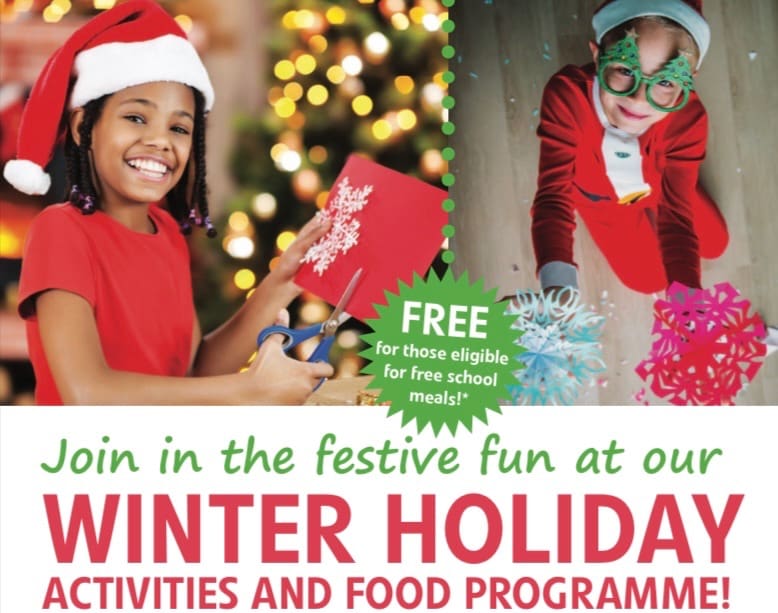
[302,176,373,275]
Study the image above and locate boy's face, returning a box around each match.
[72,81,195,214]
[591,20,693,135]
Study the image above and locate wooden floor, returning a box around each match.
[449,0,778,404]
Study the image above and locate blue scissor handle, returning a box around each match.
[308,335,335,364]
[256,323,320,352]
[256,322,335,392]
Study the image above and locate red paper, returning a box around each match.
[295,154,447,321]
[635,282,767,405]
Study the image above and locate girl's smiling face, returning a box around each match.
[591,19,696,135]
[72,81,195,215]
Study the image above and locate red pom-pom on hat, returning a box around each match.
[2,0,214,196]
[592,0,710,69]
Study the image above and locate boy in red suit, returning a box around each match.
[531,0,728,294]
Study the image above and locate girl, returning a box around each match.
[531,0,729,295]
[3,0,333,404]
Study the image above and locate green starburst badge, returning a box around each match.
[360,269,521,435]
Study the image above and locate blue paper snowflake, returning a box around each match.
[505,289,606,405]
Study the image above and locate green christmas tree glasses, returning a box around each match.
[597,35,694,112]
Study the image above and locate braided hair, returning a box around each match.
[63,87,215,237]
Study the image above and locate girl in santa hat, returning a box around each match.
[4,0,333,404]
[532,0,729,296]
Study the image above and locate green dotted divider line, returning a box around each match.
[440,0,456,265]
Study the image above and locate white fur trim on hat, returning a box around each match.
[3,159,51,196]
[593,0,710,68]
[69,34,215,110]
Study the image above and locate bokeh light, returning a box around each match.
[342,55,364,76]
[274,59,296,80]
[351,95,373,116]
[326,66,346,85]
[394,75,415,94]
[252,193,278,220]
[307,84,329,105]
[309,146,328,164]
[226,236,255,259]
[228,211,250,232]
[234,269,256,290]
[276,231,297,252]
[295,54,317,75]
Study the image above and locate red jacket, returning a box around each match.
[532,63,706,289]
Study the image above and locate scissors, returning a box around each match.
[256,268,363,380]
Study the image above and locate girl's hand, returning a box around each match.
[243,309,334,405]
[273,213,332,283]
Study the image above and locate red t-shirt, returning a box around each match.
[18,203,195,404]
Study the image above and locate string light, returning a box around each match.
[326,65,346,84]
[365,32,390,58]
[288,112,306,130]
[43,4,64,22]
[228,211,251,232]
[0,231,21,258]
[281,11,297,29]
[383,0,405,11]
[93,0,116,9]
[234,269,256,290]
[422,82,444,106]
[394,75,415,94]
[390,13,409,30]
[316,191,330,209]
[226,236,255,259]
[409,7,425,24]
[372,119,392,140]
[274,60,296,80]
[174,14,193,33]
[274,97,296,118]
[325,6,346,24]
[276,231,297,252]
[293,9,315,29]
[420,149,446,178]
[422,13,441,32]
[309,146,328,164]
[307,84,329,105]
[252,193,278,220]
[283,82,304,101]
[299,300,330,324]
[292,169,322,201]
[351,95,373,116]
[340,76,364,97]
[295,54,317,75]
[276,150,302,172]
[309,34,328,53]
[341,55,364,76]
[337,330,361,349]
[270,143,289,162]
[397,109,417,130]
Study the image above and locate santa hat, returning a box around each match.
[592,0,710,69]
[3,0,214,196]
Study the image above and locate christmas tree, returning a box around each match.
[198,0,449,376]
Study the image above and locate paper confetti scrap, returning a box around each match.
[749,51,758,61]
[635,282,767,405]
[506,289,606,405]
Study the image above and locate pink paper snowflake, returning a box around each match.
[636,282,767,405]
